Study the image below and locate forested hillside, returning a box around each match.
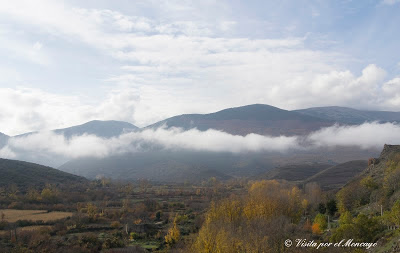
[0,158,87,188]
[189,145,400,252]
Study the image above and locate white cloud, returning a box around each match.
[382,0,400,5]
[0,146,16,159]
[110,62,400,127]
[1,122,398,164]
[0,27,50,65]
[0,1,105,49]
[0,87,139,136]
[33,42,42,50]
[7,131,114,159]
[303,64,387,108]
[1,0,400,136]
[0,0,232,51]
[308,122,400,149]
[2,63,400,136]
[382,77,400,106]
[135,127,300,153]
[1,127,300,161]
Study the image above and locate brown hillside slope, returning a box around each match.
[305,160,368,190]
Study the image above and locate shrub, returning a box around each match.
[110,221,121,229]
[313,213,327,230]
[130,232,140,240]
[311,223,322,235]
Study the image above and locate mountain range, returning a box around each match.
[147,104,400,135]
[295,106,400,125]
[1,104,399,183]
[13,120,138,139]
[147,104,334,136]
[3,104,400,139]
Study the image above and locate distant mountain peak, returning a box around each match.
[295,106,400,124]
[53,120,138,138]
[219,103,285,110]
[146,103,333,136]
[79,119,135,125]
[61,119,137,127]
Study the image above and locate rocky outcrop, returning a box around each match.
[380,144,400,159]
[368,158,380,166]
[364,144,400,178]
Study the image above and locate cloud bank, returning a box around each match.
[308,122,400,149]
[0,127,300,160]
[1,123,397,165]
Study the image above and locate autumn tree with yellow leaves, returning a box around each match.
[193,180,306,253]
[165,216,180,247]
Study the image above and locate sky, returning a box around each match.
[1,0,400,136]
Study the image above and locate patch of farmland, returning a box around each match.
[0,209,72,222]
